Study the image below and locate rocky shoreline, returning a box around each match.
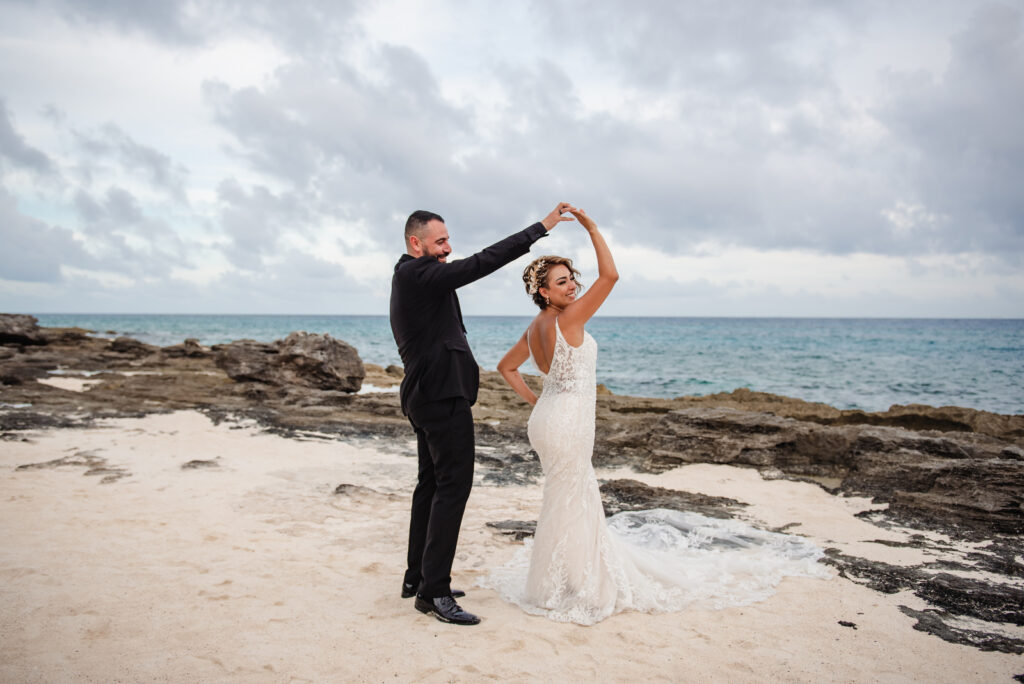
[1,313,1022,654]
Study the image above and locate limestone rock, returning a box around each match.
[110,336,158,357]
[214,333,364,392]
[485,520,537,541]
[275,332,364,392]
[599,478,746,519]
[618,407,1024,534]
[162,338,210,358]
[0,314,45,346]
[212,339,280,384]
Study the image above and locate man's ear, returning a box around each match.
[408,235,420,255]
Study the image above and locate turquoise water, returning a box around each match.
[33,314,1024,414]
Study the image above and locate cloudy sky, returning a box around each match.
[1,0,1022,317]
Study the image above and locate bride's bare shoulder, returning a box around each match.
[532,313,558,341]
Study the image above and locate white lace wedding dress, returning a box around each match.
[480,320,830,625]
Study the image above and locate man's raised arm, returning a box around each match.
[408,203,576,291]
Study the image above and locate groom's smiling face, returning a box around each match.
[416,219,452,262]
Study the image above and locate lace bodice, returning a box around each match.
[534,320,598,398]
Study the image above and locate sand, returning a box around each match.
[1,411,1020,683]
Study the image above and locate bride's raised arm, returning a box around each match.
[497,329,539,405]
[559,209,618,333]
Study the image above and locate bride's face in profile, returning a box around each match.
[540,264,578,309]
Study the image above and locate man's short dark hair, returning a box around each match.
[405,210,445,240]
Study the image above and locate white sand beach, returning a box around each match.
[1,411,1020,682]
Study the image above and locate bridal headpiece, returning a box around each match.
[526,259,546,295]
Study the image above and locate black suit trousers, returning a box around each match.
[403,397,475,599]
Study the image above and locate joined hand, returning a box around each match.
[541,202,578,231]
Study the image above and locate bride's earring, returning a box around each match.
[544,295,550,305]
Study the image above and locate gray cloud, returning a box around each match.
[135,0,1012,267]
[194,248,369,314]
[0,86,194,286]
[216,178,313,269]
[68,185,194,278]
[193,18,905,260]
[876,2,1024,252]
[28,0,200,43]
[0,99,54,174]
[530,0,859,101]
[73,123,188,201]
[204,47,476,243]
[10,0,366,51]
[0,187,92,282]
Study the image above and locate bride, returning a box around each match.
[481,207,828,625]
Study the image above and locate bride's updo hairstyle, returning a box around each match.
[523,255,584,310]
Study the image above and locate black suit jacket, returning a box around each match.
[390,222,548,414]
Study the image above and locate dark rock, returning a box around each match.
[39,327,92,344]
[0,364,48,385]
[617,408,857,475]
[109,336,158,357]
[385,364,404,377]
[214,333,364,392]
[235,382,272,401]
[915,572,1024,626]
[0,314,45,346]
[214,339,280,383]
[599,478,746,519]
[84,466,131,483]
[838,621,857,629]
[333,483,395,498]
[486,520,537,541]
[0,411,93,431]
[163,338,210,358]
[898,606,1024,654]
[182,459,219,469]
[16,449,130,483]
[828,404,1024,444]
[1,432,32,441]
[476,444,541,486]
[823,547,1024,651]
[612,408,1024,535]
[823,549,1024,623]
[1002,447,1024,461]
[822,550,909,594]
[276,331,364,392]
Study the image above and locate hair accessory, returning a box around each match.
[526,259,546,295]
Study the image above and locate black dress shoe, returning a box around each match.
[414,595,481,625]
[402,582,465,599]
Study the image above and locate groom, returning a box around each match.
[390,203,573,625]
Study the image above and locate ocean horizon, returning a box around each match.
[29,313,1024,416]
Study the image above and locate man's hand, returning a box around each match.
[541,202,577,231]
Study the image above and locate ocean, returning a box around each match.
[32,314,1024,415]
